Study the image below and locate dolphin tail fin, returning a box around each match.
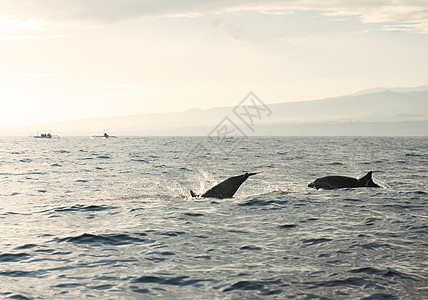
[190,190,198,197]
[358,171,380,187]
[246,171,263,177]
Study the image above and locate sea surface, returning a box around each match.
[0,136,427,299]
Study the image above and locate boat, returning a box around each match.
[91,131,117,139]
[32,131,59,139]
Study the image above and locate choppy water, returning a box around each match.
[0,136,427,299]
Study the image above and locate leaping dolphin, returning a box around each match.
[191,172,260,199]
[308,171,380,190]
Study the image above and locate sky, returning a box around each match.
[0,0,427,127]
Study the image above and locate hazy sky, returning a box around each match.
[0,0,427,127]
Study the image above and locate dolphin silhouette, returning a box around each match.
[191,172,260,199]
[308,171,380,190]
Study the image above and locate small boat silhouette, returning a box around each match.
[32,131,59,139]
[91,131,117,139]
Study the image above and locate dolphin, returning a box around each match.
[191,172,260,199]
[308,171,380,190]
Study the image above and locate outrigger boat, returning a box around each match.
[32,131,59,139]
[91,131,117,139]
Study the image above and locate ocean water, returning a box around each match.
[0,136,427,299]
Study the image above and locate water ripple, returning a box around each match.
[55,233,148,246]
[223,279,283,295]
[0,253,31,262]
[132,275,211,286]
[301,238,333,247]
[349,267,418,281]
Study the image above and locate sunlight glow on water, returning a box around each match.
[0,137,427,299]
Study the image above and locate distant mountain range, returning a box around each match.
[3,86,428,136]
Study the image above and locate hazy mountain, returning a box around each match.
[268,90,428,123]
[3,87,428,136]
[350,85,428,96]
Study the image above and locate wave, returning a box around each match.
[183,212,204,217]
[158,231,186,237]
[238,198,289,207]
[14,244,38,250]
[305,276,367,288]
[55,233,148,246]
[0,270,40,278]
[360,293,399,300]
[130,158,149,163]
[405,153,427,157]
[350,242,394,250]
[39,204,119,216]
[1,293,33,300]
[301,238,333,248]
[55,150,71,154]
[132,275,212,286]
[52,204,118,213]
[240,245,262,251]
[0,253,31,262]
[349,267,418,281]
[223,279,283,295]
[278,224,298,229]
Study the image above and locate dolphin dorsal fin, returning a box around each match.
[358,171,380,187]
[359,171,373,181]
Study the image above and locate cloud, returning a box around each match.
[0,34,69,41]
[0,15,47,31]
[0,0,427,33]
[0,35,41,40]
[273,34,309,44]
[210,18,245,41]
[24,73,56,77]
